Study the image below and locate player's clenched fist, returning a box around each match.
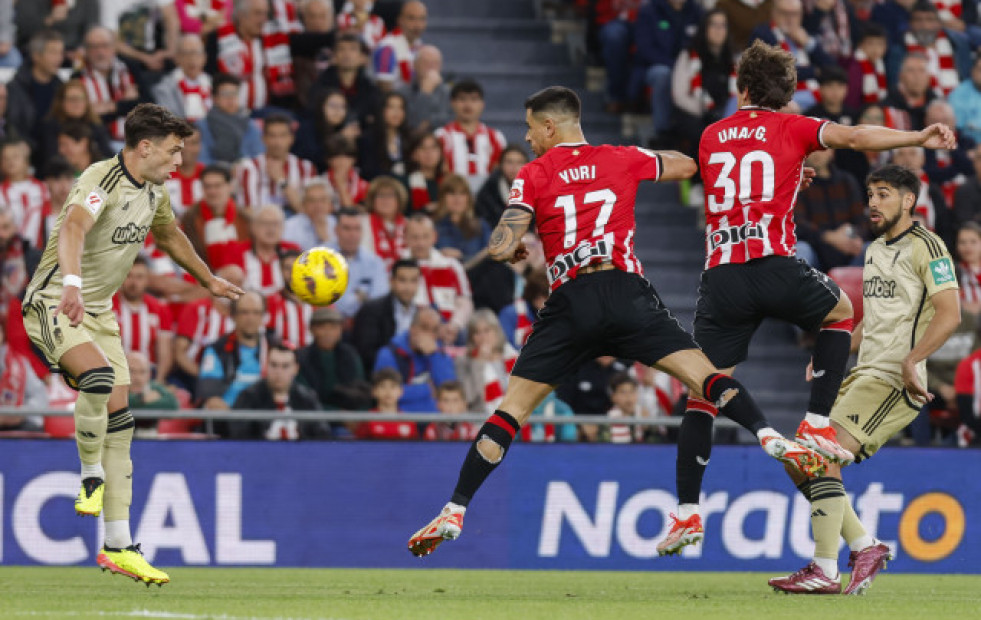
[920,123,957,150]
[54,285,85,328]
[207,276,245,301]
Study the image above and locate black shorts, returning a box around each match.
[511,269,698,385]
[693,256,841,368]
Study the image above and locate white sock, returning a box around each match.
[104,520,132,549]
[81,463,105,480]
[678,503,699,520]
[849,535,876,552]
[756,427,780,442]
[445,502,466,514]
[814,557,839,579]
[805,412,830,427]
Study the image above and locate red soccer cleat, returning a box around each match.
[656,513,704,556]
[761,435,828,478]
[407,503,465,558]
[796,420,855,465]
[769,562,841,594]
[843,543,892,595]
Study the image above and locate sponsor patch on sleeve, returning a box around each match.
[508,179,525,204]
[82,189,105,216]
[930,257,955,285]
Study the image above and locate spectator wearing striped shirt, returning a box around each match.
[75,26,139,145]
[237,114,317,214]
[112,255,175,384]
[435,79,507,195]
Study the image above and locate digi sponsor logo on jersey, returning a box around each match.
[864,276,897,298]
[111,222,152,245]
[709,222,765,250]
[548,235,613,284]
[509,179,525,203]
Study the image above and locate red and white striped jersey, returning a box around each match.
[337,2,386,49]
[1,177,48,248]
[78,60,136,141]
[959,261,981,304]
[410,248,472,324]
[271,0,303,33]
[956,348,981,420]
[508,143,660,290]
[699,108,828,269]
[112,293,174,364]
[266,291,314,347]
[164,163,205,218]
[327,167,369,206]
[176,297,235,360]
[243,248,286,298]
[237,154,317,211]
[436,121,507,190]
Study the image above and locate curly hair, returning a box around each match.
[735,40,797,110]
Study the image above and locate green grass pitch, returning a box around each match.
[0,567,979,619]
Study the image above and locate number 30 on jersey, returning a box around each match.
[707,150,776,213]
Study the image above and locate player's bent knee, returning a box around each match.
[76,366,115,395]
[476,437,505,464]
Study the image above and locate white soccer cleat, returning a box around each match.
[761,435,828,478]
[407,503,465,558]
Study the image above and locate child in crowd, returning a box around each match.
[355,368,418,439]
[424,381,477,441]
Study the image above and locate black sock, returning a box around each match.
[450,410,520,507]
[703,373,768,434]
[796,479,814,502]
[677,398,716,505]
[809,319,853,416]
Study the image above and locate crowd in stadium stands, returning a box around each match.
[0,0,980,447]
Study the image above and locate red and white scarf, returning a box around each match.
[326,167,369,206]
[79,60,136,140]
[266,291,313,347]
[337,2,387,49]
[216,22,294,109]
[905,29,959,98]
[271,0,303,34]
[771,25,821,102]
[959,261,981,304]
[854,48,887,104]
[177,72,212,121]
[481,346,519,414]
[0,347,29,407]
[163,162,205,217]
[687,50,737,111]
[244,247,286,298]
[914,171,939,231]
[935,0,963,22]
[406,170,433,212]
[367,212,405,269]
[182,0,226,19]
[512,298,534,348]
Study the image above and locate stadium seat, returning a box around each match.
[44,416,75,438]
[827,267,864,324]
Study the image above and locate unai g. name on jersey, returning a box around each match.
[507,143,663,290]
[699,108,828,269]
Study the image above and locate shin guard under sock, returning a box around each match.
[450,410,520,507]
[73,367,114,467]
[103,407,135,522]
[809,477,846,561]
[676,398,717,505]
[703,373,768,434]
[809,319,853,417]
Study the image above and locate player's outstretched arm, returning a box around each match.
[655,150,698,182]
[902,289,961,403]
[152,219,244,300]
[54,204,96,327]
[488,207,534,264]
[822,122,957,152]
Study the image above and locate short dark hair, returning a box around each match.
[213,73,241,91]
[522,267,550,306]
[29,29,63,57]
[372,367,402,387]
[131,254,149,268]
[263,113,294,134]
[0,137,29,154]
[336,207,361,221]
[524,86,581,119]
[326,134,358,159]
[856,22,887,43]
[334,31,368,54]
[736,40,797,110]
[911,0,939,15]
[58,121,93,142]
[391,258,420,278]
[867,164,921,214]
[436,380,465,398]
[201,163,233,182]
[450,78,484,100]
[269,342,298,361]
[41,156,75,180]
[609,372,637,392]
[499,144,529,166]
[124,103,195,149]
[818,66,849,86]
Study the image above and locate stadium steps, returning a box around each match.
[433,1,811,435]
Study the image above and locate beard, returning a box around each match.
[870,210,904,237]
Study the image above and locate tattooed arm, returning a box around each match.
[487,207,534,263]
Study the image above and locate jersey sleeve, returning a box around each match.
[152,187,177,228]
[789,115,830,154]
[912,233,959,298]
[624,146,663,182]
[506,163,538,215]
[66,166,111,223]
